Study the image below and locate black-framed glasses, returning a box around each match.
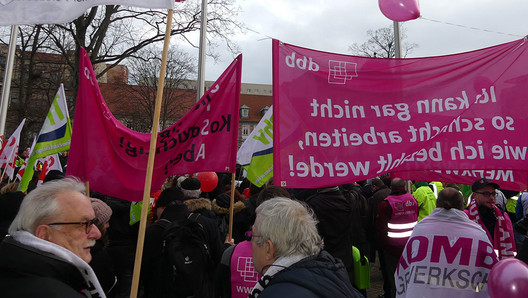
[474,191,497,198]
[47,218,97,234]
[244,231,263,242]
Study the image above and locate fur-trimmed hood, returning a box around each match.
[212,200,245,215]
[183,197,212,212]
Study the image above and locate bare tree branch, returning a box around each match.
[349,25,418,58]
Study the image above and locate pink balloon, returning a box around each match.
[196,172,218,193]
[489,258,528,298]
[379,0,420,22]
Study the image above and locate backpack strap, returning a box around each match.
[188,212,200,221]
[157,218,172,229]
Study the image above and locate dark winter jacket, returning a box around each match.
[368,185,392,247]
[257,251,363,298]
[232,193,259,243]
[304,187,355,276]
[142,203,223,298]
[90,240,117,297]
[212,198,245,241]
[183,197,217,220]
[0,236,89,297]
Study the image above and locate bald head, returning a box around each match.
[391,178,406,192]
[436,187,465,210]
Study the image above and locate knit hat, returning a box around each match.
[176,176,187,188]
[181,177,201,190]
[216,193,230,208]
[43,170,65,183]
[90,198,112,224]
[156,188,185,208]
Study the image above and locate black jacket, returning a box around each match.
[0,236,90,297]
[142,203,223,298]
[305,188,355,275]
[257,251,363,298]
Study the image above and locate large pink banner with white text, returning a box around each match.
[67,48,241,201]
[272,38,528,190]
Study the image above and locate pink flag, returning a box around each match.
[272,38,528,190]
[67,48,241,201]
[0,118,25,180]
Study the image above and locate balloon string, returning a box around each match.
[419,16,524,38]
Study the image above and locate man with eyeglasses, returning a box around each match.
[0,177,106,297]
[465,178,517,260]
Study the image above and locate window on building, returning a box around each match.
[247,88,251,93]
[10,92,19,104]
[240,105,249,118]
[241,124,250,136]
[254,89,259,94]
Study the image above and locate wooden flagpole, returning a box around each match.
[130,9,173,298]
[0,165,7,183]
[228,172,236,239]
[85,181,90,197]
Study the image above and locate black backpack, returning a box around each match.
[159,213,212,297]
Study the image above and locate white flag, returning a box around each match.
[0,118,26,180]
[15,137,36,182]
[36,153,63,187]
[19,84,72,192]
[237,107,273,187]
[0,0,177,26]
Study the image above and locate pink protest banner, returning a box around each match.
[67,48,241,201]
[393,169,528,191]
[272,38,528,190]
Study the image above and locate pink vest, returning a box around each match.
[386,193,418,247]
[230,241,262,298]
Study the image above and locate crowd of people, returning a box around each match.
[0,167,528,298]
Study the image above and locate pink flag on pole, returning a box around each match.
[67,48,241,201]
[272,38,528,190]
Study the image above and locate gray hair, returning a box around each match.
[9,177,86,235]
[254,197,323,259]
[182,189,201,199]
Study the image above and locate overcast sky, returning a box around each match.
[194,0,528,85]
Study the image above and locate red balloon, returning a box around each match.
[379,0,420,22]
[489,258,528,298]
[196,172,218,193]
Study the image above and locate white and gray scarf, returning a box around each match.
[12,230,106,298]
[249,254,307,298]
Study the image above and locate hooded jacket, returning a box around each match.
[257,251,363,298]
[304,187,355,275]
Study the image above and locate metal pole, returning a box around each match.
[393,21,401,58]
[0,25,18,138]
[196,0,208,102]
